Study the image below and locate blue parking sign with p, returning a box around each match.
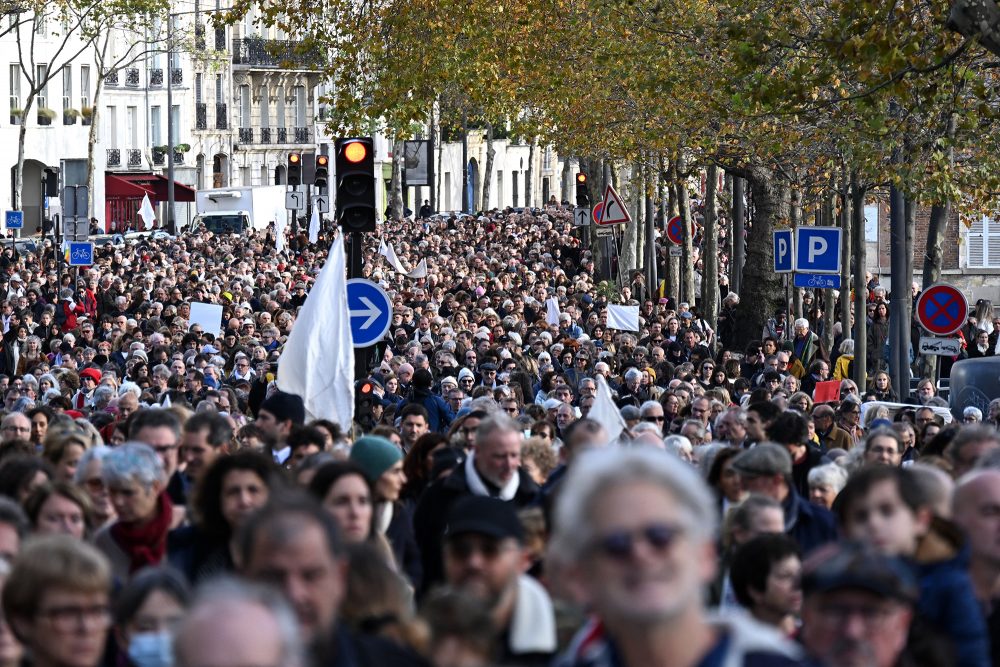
[795,227,842,274]
[773,229,793,273]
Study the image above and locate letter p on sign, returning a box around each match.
[808,237,827,263]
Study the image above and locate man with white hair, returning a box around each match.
[550,448,802,666]
[638,400,666,436]
[792,317,827,368]
[963,406,983,424]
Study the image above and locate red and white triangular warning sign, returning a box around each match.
[598,184,631,225]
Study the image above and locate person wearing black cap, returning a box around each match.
[443,496,556,666]
[800,541,924,667]
[256,390,306,465]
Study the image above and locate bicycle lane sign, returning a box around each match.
[68,242,94,267]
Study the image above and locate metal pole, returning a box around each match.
[166,14,176,236]
[461,112,468,213]
[889,184,906,399]
[732,176,745,295]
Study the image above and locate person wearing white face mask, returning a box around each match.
[113,567,190,667]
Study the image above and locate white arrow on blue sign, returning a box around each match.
[795,227,842,274]
[345,278,393,348]
[4,211,23,230]
[773,229,793,273]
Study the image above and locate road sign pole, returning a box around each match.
[349,232,368,378]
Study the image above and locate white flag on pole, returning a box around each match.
[545,297,561,327]
[308,207,320,244]
[138,194,156,230]
[378,239,428,279]
[606,305,640,331]
[588,375,627,444]
[275,214,287,254]
[277,236,355,429]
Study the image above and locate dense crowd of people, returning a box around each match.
[0,203,995,667]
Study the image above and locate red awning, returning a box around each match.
[109,173,196,202]
[105,173,154,198]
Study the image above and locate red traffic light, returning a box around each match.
[344,141,368,164]
[576,172,587,183]
[317,155,329,167]
[289,153,301,164]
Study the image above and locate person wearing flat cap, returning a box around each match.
[350,435,422,588]
[443,496,556,667]
[255,390,305,465]
[730,443,837,556]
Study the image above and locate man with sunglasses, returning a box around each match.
[442,496,556,666]
[551,447,803,667]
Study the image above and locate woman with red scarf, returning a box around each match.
[93,443,182,584]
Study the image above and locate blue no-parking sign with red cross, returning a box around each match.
[916,283,968,336]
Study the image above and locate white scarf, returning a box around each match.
[464,450,520,500]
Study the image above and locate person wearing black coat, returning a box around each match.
[413,417,540,595]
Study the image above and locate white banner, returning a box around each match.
[606,305,640,331]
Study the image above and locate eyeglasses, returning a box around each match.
[37,604,111,632]
[591,522,683,561]
[643,416,666,423]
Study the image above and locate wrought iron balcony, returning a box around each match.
[195,102,207,130]
[215,103,227,129]
[215,27,226,51]
[150,68,163,86]
[125,68,139,87]
[105,69,119,86]
[107,148,121,167]
[231,37,322,69]
[170,68,183,85]
[293,126,310,143]
[152,148,166,166]
[238,127,253,143]
[260,127,272,144]
[173,150,185,165]
[126,148,142,168]
[276,127,287,143]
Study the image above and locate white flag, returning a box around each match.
[277,236,355,429]
[589,375,627,444]
[379,238,428,279]
[308,207,320,244]
[138,194,156,230]
[606,305,640,331]
[545,297,561,327]
[275,214,287,254]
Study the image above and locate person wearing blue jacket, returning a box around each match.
[834,466,990,667]
[402,368,453,433]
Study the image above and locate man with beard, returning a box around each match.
[442,496,556,666]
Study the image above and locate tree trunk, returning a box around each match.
[675,156,695,304]
[903,196,916,378]
[732,166,788,347]
[666,161,680,301]
[702,164,719,344]
[620,165,638,276]
[822,194,836,355]
[526,141,534,208]
[86,76,105,218]
[481,122,495,211]
[389,139,404,219]
[851,172,868,388]
[731,173,746,296]
[15,92,36,212]
[724,171,734,285]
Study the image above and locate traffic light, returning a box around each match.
[335,137,376,233]
[315,155,329,190]
[287,153,302,186]
[575,172,589,207]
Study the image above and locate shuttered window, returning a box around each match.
[967,217,1000,268]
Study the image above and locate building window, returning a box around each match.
[259,86,269,127]
[293,85,305,126]
[276,86,285,128]
[80,65,90,109]
[151,106,161,146]
[195,73,203,103]
[239,84,250,127]
[215,73,223,103]
[967,217,1000,268]
[62,66,72,111]
[9,64,20,113]
[36,64,48,110]
[170,105,180,144]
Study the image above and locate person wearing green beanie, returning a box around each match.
[349,436,422,586]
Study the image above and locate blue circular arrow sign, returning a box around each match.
[346,279,393,348]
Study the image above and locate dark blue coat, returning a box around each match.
[782,488,837,556]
